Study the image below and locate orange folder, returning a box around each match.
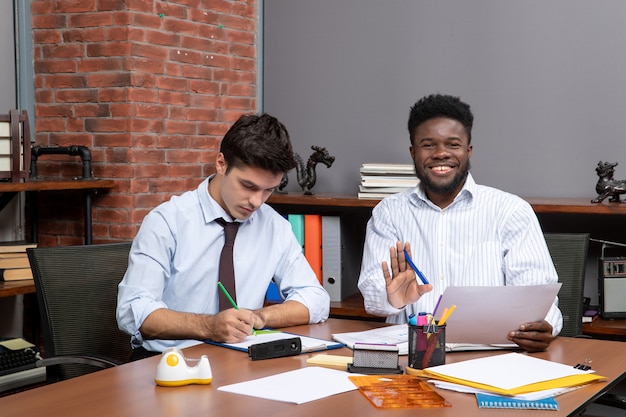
[304,214,323,284]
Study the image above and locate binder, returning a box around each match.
[476,393,559,410]
[321,216,359,301]
[304,214,323,284]
[288,214,304,252]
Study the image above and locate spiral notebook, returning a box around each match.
[476,393,559,410]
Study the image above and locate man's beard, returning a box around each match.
[415,161,471,195]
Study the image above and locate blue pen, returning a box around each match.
[403,249,430,285]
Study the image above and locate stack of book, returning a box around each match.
[0,242,37,281]
[358,163,419,199]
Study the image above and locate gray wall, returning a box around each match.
[263,0,626,198]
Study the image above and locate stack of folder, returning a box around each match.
[421,352,605,410]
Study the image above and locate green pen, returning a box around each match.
[217,281,256,335]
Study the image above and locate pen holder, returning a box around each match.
[408,323,446,369]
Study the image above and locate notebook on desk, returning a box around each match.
[206,330,344,354]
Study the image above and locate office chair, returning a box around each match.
[543,233,589,338]
[544,233,626,411]
[27,242,133,382]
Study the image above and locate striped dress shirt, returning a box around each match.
[358,173,563,335]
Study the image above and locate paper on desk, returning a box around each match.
[435,284,561,344]
[423,352,604,396]
[217,367,358,404]
[429,380,587,401]
[331,326,518,355]
[332,324,410,355]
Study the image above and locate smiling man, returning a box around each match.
[358,94,562,352]
[117,113,329,360]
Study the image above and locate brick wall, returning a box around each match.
[29,0,258,246]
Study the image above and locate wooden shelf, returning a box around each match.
[583,317,626,340]
[0,179,115,193]
[524,197,626,215]
[0,280,35,298]
[268,192,379,208]
[329,292,384,321]
[269,193,626,215]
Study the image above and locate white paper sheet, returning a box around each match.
[435,284,562,344]
[426,352,592,391]
[217,367,358,404]
[332,324,410,355]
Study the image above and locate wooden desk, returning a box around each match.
[0,179,115,244]
[1,319,625,417]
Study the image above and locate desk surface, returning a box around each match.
[1,319,625,417]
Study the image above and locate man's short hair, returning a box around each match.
[220,113,297,174]
[408,94,474,144]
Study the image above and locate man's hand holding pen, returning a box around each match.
[382,241,433,309]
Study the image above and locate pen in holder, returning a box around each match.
[408,323,446,369]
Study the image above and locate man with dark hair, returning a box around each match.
[117,113,330,359]
[358,94,561,352]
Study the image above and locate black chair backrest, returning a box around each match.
[27,242,132,381]
[543,233,590,338]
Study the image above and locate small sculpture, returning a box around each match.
[592,161,626,203]
[278,145,335,195]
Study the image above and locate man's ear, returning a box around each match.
[215,152,227,174]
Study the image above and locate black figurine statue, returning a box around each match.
[278,145,335,195]
[592,161,626,203]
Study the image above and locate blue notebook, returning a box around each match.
[476,392,559,410]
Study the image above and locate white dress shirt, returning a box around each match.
[358,173,563,335]
[117,176,330,352]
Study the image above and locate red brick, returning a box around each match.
[56,89,99,103]
[190,95,222,109]
[99,0,127,12]
[33,30,63,44]
[156,2,189,19]
[85,117,130,132]
[80,58,125,73]
[156,135,188,149]
[49,45,89,60]
[169,164,203,177]
[128,88,159,103]
[164,120,197,135]
[32,14,67,30]
[68,13,114,28]
[63,28,106,43]
[45,74,88,88]
[53,0,96,13]
[129,151,166,166]
[87,42,132,57]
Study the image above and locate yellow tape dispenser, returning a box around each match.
[155,347,213,387]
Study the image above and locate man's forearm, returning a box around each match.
[139,308,213,341]
[256,300,310,328]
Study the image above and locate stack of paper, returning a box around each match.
[422,352,605,396]
[358,163,419,199]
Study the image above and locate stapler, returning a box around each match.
[154,347,213,387]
